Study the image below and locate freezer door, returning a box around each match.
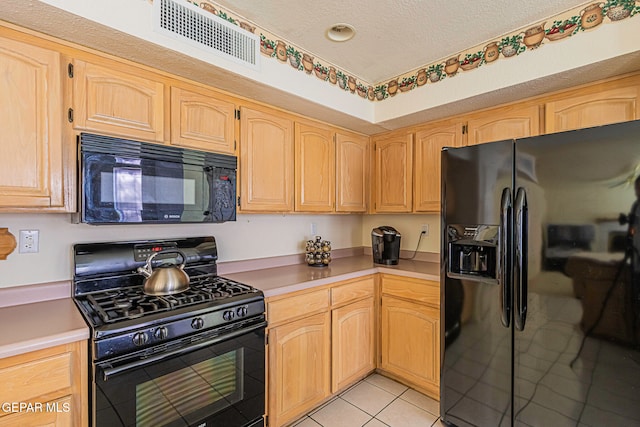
[441,140,514,427]
[513,119,640,426]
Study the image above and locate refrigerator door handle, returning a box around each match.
[514,187,528,331]
[499,188,512,328]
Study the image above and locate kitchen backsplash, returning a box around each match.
[0,212,439,288]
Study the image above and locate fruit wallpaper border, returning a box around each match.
[186,0,639,102]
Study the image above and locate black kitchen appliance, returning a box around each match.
[441,120,640,426]
[371,226,401,265]
[73,236,265,427]
[77,133,237,224]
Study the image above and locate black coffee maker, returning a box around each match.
[372,226,401,265]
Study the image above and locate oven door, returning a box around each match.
[93,322,265,427]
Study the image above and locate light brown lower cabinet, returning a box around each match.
[379,275,440,400]
[268,311,331,427]
[266,276,376,427]
[0,341,88,427]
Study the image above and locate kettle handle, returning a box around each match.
[141,249,188,274]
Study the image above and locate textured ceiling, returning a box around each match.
[213,0,590,83]
[1,0,639,135]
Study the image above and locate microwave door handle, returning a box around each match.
[499,188,512,328]
[203,166,214,218]
[514,187,528,331]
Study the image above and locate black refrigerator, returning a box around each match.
[440,119,640,426]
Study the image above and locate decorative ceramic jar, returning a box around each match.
[606,4,632,21]
[288,54,300,69]
[483,42,499,63]
[416,69,427,86]
[239,22,255,33]
[347,76,356,93]
[522,22,546,49]
[302,54,314,74]
[199,1,216,14]
[328,67,337,84]
[275,41,287,61]
[580,3,605,29]
[444,55,460,76]
[387,79,398,96]
[367,86,375,100]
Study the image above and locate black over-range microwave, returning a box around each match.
[76,133,237,224]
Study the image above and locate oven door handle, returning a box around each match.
[100,320,267,381]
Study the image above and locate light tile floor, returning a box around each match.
[292,373,443,427]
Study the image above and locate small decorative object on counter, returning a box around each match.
[305,235,332,267]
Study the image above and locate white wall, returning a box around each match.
[361,213,440,254]
[0,213,362,288]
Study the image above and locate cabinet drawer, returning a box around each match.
[0,352,72,403]
[267,288,329,325]
[331,276,374,306]
[381,275,439,307]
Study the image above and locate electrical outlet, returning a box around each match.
[421,224,429,236]
[19,230,39,254]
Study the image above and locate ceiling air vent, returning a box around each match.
[153,0,259,70]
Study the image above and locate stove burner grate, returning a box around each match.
[83,276,258,324]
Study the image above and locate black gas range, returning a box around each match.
[73,236,266,427]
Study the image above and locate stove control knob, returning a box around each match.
[191,317,205,330]
[132,332,149,346]
[154,327,168,340]
[223,310,235,321]
[236,306,248,317]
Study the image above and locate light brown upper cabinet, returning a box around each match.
[414,121,464,212]
[0,33,67,210]
[170,85,236,154]
[545,76,640,133]
[295,122,335,212]
[239,106,294,212]
[372,132,413,213]
[466,104,541,145]
[335,132,369,213]
[72,58,165,142]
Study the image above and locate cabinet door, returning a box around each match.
[239,107,294,211]
[545,84,640,133]
[336,132,368,212]
[294,122,335,212]
[373,133,413,212]
[467,104,541,145]
[332,297,375,393]
[0,341,87,427]
[381,296,440,398]
[0,395,72,427]
[414,122,463,212]
[268,312,330,427]
[0,36,65,209]
[170,86,236,154]
[73,58,165,142]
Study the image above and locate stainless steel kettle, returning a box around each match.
[137,249,190,295]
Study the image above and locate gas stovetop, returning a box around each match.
[77,276,260,326]
[76,275,261,326]
[72,237,266,361]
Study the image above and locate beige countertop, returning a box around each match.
[0,298,90,359]
[0,254,439,359]
[223,255,440,298]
